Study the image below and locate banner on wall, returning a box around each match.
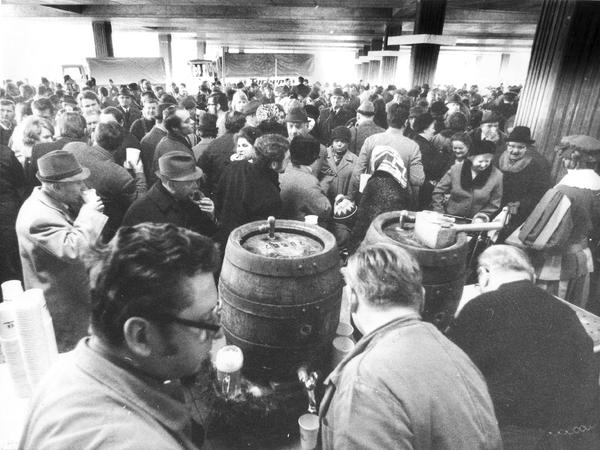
[223,53,315,78]
[86,58,166,85]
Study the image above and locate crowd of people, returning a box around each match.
[1,73,600,449]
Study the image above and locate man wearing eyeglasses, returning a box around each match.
[20,223,222,450]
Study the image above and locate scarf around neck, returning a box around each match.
[498,150,532,173]
[460,158,493,190]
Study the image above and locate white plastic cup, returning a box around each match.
[298,413,320,450]
[1,280,23,302]
[215,345,244,398]
[336,322,354,339]
[305,215,318,225]
[331,336,355,368]
[81,188,98,204]
[126,147,141,166]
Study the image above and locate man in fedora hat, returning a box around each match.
[16,149,107,351]
[123,151,217,239]
[348,100,384,156]
[315,87,355,146]
[116,87,142,131]
[497,125,551,239]
[285,106,328,175]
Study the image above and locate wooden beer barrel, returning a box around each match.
[219,219,342,382]
[362,211,469,330]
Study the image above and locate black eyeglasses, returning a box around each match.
[146,307,221,333]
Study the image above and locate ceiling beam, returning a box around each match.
[6,0,412,7]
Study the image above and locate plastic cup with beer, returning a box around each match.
[215,345,244,398]
[298,413,320,450]
[304,215,318,225]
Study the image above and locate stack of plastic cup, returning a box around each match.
[0,302,31,397]
[1,280,23,302]
[13,291,54,388]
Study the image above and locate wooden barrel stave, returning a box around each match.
[362,211,469,330]
[220,219,342,382]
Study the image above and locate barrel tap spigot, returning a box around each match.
[267,216,276,239]
[297,366,319,414]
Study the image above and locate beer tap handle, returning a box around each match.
[267,216,275,239]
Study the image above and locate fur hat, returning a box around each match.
[331,126,351,144]
[469,140,496,157]
[290,135,320,166]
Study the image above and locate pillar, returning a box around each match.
[368,39,383,85]
[158,34,173,82]
[499,53,511,81]
[92,21,113,58]
[381,24,402,87]
[409,0,447,87]
[196,40,207,59]
[515,0,600,178]
[361,44,370,83]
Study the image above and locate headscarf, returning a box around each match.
[369,145,408,189]
[256,104,282,123]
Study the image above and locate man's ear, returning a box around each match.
[123,317,153,357]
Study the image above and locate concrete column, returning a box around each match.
[381,56,399,87]
[158,34,173,82]
[368,60,381,85]
[409,0,447,87]
[515,0,600,179]
[381,24,402,87]
[92,21,113,58]
[196,40,207,59]
[499,53,511,81]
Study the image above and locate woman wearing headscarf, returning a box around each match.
[431,140,503,221]
[533,135,600,308]
[347,145,412,253]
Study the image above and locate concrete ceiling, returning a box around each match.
[1,0,542,52]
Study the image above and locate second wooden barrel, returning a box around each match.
[219,219,343,382]
[362,211,469,330]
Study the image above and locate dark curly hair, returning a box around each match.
[87,223,219,346]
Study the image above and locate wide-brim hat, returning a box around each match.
[357,100,375,116]
[36,149,90,183]
[156,151,203,181]
[118,87,132,98]
[331,87,345,97]
[285,106,308,123]
[507,126,535,145]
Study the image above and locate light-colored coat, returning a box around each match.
[20,339,198,450]
[432,162,503,219]
[319,148,358,203]
[280,165,331,221]
[320,315,502,450]
[15,188,107,351]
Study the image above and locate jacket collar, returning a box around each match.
[324,313,421,388]
[91,144,115,162]
[167,131,192,149]
[33,187,74,220]
[147,182,181,213]
[73,338,191,436]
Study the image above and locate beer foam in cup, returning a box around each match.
[215,345,244,373]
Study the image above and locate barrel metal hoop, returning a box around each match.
[219,279,343,319]
[222,325,334,350]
